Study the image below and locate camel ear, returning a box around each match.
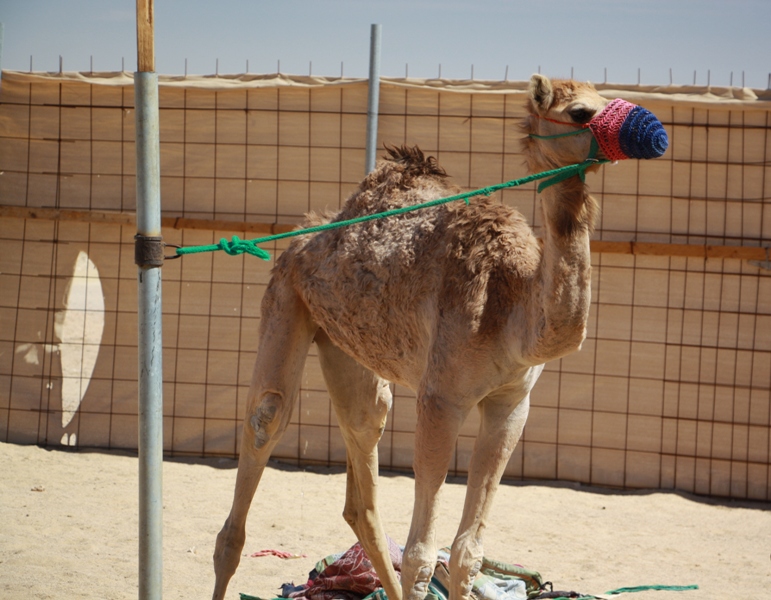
[529,74,553,111]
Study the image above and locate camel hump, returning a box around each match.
[322,144,456,225]
[382,145,448,180]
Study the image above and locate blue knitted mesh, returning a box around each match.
[618,106,669,159]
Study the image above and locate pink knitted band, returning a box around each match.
[589,98,636,161]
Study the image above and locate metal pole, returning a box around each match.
[0,22,5,87]
[365,24,382,175]
[135,1,163,599]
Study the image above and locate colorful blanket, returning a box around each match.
[241,540,697,600]
[247,537,544,600]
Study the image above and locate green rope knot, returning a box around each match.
[536,159,597,192]
[218,236,271,260]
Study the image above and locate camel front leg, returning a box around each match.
[448,387,532,600]
[212,281,316,600]
[316,332,402,600]
[402,392,467,600]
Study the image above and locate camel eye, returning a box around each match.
[568,107,595,124]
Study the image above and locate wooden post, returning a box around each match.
[136,0,155,73]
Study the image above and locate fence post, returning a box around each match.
[365,24,382,175]
[0,22,5,87]
[134,1,163,599]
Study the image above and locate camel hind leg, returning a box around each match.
[212,279,316,600]
[315,331,402,600]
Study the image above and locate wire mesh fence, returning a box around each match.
[0,70,768,500]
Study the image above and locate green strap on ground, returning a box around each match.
[547,584,700,600]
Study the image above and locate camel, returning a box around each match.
[212,74,666,600]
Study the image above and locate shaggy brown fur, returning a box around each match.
[285,144,540,385]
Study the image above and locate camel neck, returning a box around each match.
[527,176,595,363]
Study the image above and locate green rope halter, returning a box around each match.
[175,150,608,261]
[527,127,590,140]
[528,127,604,192]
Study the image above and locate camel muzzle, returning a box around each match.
[589,98,669,161]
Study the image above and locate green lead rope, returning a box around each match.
[175,152,608,262]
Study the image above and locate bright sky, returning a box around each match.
[1,0,769,89]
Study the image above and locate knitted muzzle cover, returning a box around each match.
[589,98,669,161]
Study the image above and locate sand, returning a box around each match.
[1,441,769,600]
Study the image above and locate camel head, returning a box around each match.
[522,74,609,168]
[523,74,668,170]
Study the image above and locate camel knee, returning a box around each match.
[359,380,392,440]
[249,392,286,449]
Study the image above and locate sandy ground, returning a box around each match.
[1,442,769,600]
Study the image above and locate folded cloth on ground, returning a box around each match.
[282,536,403,600]
[431,550,542,600]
